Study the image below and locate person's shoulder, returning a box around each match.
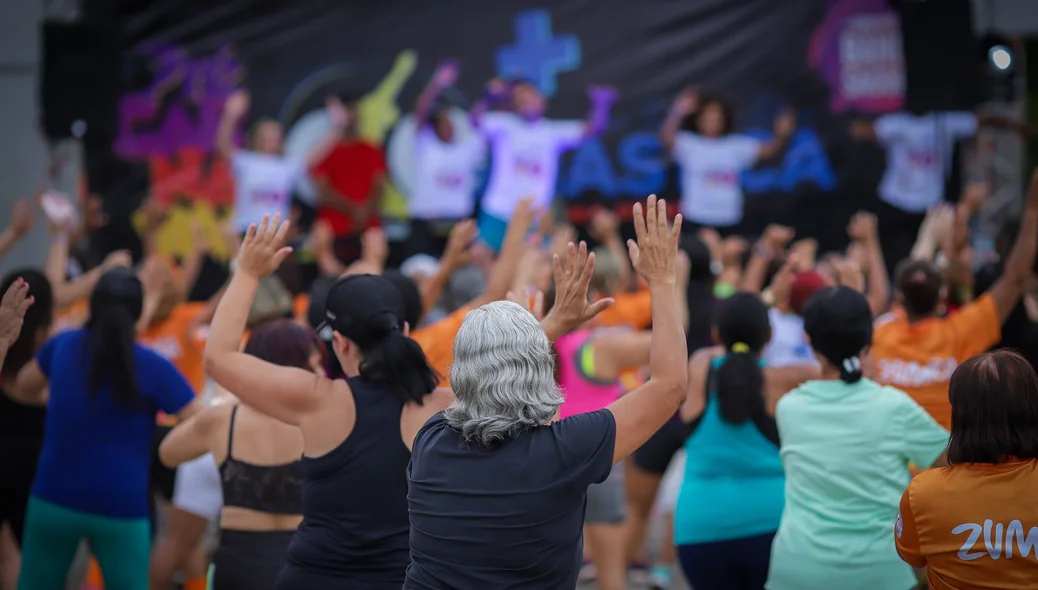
[906,465,955,501]
[133,341,174,367]
[874,309,905,331]
[551,408,616,437]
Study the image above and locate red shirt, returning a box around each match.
[311,140,386,236]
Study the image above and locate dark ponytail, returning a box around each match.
[86,268,145,409]
[803,286,873,384]
[714,292,771,425]
[357,313,441,404]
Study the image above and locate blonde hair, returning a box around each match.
[590,247,622,296]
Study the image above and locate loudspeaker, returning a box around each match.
[40,21,121,141]
[895,0,980,112]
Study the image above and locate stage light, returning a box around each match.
[989,45,1012,72]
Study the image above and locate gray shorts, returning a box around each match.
[585,464,626,525]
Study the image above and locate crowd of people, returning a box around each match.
[0,64,1036,590]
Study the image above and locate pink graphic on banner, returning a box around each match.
[809,0,904,114]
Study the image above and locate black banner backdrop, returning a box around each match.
[91,0,906,264]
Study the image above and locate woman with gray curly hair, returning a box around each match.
[405,196,689,589]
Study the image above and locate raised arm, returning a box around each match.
[421,220,476,316]
[416,60,459,128]
[985,169,1038,323]
[659,87,696,152]
[583,85,617,139]
[756,108,796,162]
[470,78,509,128]
[847,212,890,316]
[741,224,794,294]
[305,96,349,170]
[473,198,538,306]
[203,214,329,427]
[606,196,688,463]
[0,199,35,261]
[216,89,250,161]
[0,278,33,376]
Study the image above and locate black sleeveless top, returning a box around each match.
[219,405,305,515]
[277,376,411,590]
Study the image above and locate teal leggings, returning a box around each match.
[17,496,151,590]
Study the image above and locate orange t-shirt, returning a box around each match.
[293,294,310,322]
[896,460,1038,589]
[137,303,209,394]
[53,299,89,333]
[412,305,472,386]
[597,289,652,329]
[871,294,1001,429]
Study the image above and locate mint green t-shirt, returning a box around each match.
[766,378,949,590]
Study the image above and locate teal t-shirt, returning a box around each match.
[766,378,949,590]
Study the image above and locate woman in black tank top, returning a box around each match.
[0,271,53,589]
[202,216,446,590]
[160,320,320,589]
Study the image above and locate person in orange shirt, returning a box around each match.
[896,350,1038,589]
[411,199,537,381]
[871,170,1038,428]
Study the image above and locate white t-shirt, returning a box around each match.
[763,308,819,368]
[478,112,585,219]
[411,128,486,220]
[875,111,978,213]
[672,132,762,227]
[230,150,304,232]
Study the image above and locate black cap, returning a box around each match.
[382,270,422,329]
[306,276,339,338]
[315,274,405,347]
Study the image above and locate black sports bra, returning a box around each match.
[219,405,305,515]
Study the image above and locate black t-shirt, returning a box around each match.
[404,409,616,589]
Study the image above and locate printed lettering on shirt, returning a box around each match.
[952,520,1038,560]
[515,156,544,177]
[705,170,738,186]
[436,172,465,189]
[906,149,937,168]
[877,357,957,388]
[251,189,287,205]
[896,511,903,539]
[144,335,183,361]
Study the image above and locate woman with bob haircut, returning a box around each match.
[767,286,949,590]
[896,349,1038,589]
[404,195,689,589]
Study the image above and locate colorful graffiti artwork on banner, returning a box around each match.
[809,0,906,114]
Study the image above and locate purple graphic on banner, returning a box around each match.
[114,45,243,159]
[809,0,904,114]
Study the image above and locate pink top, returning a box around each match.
[556,329,624,420]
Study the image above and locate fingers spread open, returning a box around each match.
[632,202,647,244]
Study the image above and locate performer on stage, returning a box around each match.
[471,76,616,251]
[660,88,795,235]
[217,89,346,235]
[408,60,486,257]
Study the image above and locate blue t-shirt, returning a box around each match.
[405,409,616,589]
[32,329,195,518]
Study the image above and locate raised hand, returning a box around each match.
[7,199,35,239]
[773,107,797,138]
[543,241,614,335]
[761,224,796,252]
[442,219,478,271]
[237,214,293,279]
[433,60,460,87]
[720,236,748,268]
[627,194,683,285]
[587,85,618,104]
[0,277,33,350]
[588,208,620,243]
[225,89,250,120]
[671,87,698,116]
[326,95,349,129]
[507,288,545,321]
[360,227,389,269]
[847,211,878,243]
